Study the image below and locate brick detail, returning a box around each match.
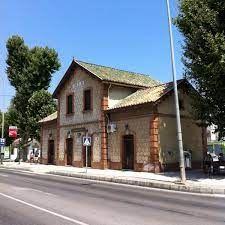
[56,94,61,165]
[101,84,109,169]
[110,162,122,170]
[57,160,65,166]
[40,126,44,164]
[73,161,83,167]
[149,114,161,173]
[91,162,102,169]
[42,158,48,164]
[134,163,144,172]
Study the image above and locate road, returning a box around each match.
[0,169,224,225]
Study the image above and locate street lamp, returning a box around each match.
[0,75,5,164]
[166,0,186,183]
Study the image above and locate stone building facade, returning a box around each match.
[39,59,206,172]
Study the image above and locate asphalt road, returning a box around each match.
[0,169,224,225]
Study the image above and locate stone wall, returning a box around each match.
[108,109,151,171]
[58,122,102,167]
[56,66,105,168]
[41,121,57,164]
[158,90,204,170]
[59,67,103,126]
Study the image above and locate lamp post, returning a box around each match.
[0,76,5,164]
[166,0,186,183]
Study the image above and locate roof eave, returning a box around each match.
[102,81,149,89]
[52,60,103,98]
[38,118,57,124]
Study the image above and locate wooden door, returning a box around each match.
[48,140,55,164]
[66,138,73,166]
[122,135,134,170]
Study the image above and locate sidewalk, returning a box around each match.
[1,162,225,195]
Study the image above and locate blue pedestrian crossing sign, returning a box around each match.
[0,138,6,147]
[83,136,91,146]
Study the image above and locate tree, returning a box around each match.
[27,90,56,140]
[6,35,60,142]
[175,0,225,139]
[6,36,60,94]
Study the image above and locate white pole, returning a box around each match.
[1,75,5,164]
[1,112,4,164]
[166,0,186,183]
[1,112,4,139]
[85,145,88,173]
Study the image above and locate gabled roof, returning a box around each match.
[42,80,189,122]
[39,112,57,123]
[76,60,160,87]
[53,59,160,97]
[107,79,186,110]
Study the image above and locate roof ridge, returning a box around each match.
[148,78,185,89]
[75,59,154,78]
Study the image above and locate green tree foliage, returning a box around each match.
[6,35,60,141]
[27,90,56,140]
[175,0,225,139]
[6,36,60,94]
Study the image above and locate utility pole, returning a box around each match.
[1,75,5,164]
[166,0,186,183]
[1,111,4,164]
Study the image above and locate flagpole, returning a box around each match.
[0,76,5,164]
[166,0,186,183]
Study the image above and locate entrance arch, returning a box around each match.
[66,138,73,166]
[48,140,55,164]
[122,135,134,170]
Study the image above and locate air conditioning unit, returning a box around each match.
[107,123,117,133]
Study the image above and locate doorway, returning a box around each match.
[48,140,55,164]
[122,135,134,170]
[83,146,92,167]
[66,138,73,166]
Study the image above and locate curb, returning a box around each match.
[1,166,225,195]
[48,171,225,195]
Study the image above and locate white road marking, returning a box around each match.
[0,192,90,225]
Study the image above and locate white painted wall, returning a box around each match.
[108,85,135,108]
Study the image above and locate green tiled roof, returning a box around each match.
[108,80,184,110]
[39,111,57,123]
[76,60,160,87]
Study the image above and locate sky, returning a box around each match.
[0,0,184,112]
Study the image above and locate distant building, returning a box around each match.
[207,124,219,143]
[39,60,207,172]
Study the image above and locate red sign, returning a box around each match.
[9,126,17,138]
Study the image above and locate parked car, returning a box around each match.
[203,152,225,175]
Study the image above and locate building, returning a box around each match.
[39,59,207,172]
[207,124,219,143]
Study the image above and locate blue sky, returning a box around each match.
[0,0,184,112]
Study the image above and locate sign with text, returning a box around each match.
[9,126,18,138]
[83,137,91,146]
[0,138,6,147]
[4,146,10,159]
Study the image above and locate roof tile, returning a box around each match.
[108,80,184,110]
[76,60,160,87]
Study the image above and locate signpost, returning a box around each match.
[83,136,91,173]
[0,138,5,147]
[4,146,10,159]
[0,138,5,164]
